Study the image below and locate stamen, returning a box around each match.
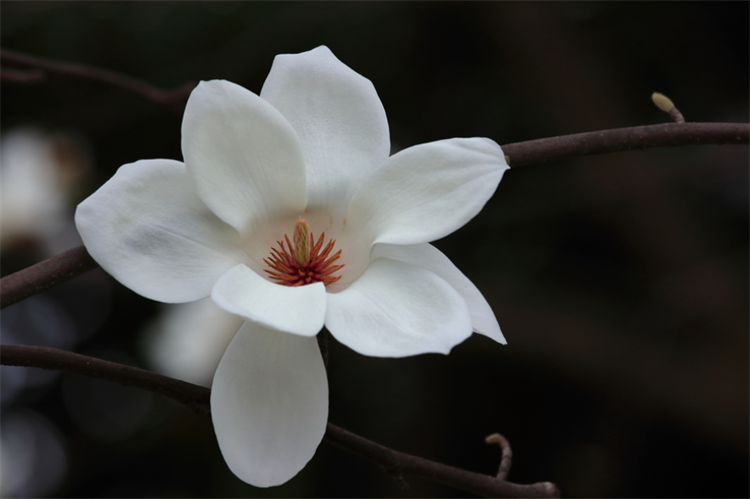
[263,218,344,287]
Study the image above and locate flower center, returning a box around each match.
[263,217,344,287]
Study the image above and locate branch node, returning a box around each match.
[486,432,513,480]
[652,92,685,123]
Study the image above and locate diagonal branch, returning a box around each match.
[1,121,746,309]
[0,48,195,106]
[0,344,559,498]
[1,122,744,497]
[1,66,46,83]
[0,245,98,309]
[1,344,211,416]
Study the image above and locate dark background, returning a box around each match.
[1,2,748,497]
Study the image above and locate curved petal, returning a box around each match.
[346,138,508,247]
[141,298,244,386]
[325,258,472,357]
[211,321,328,487]
[182,80,307,236]
[212,264,326,337]
[372,243,506,344]
[75,159,245,303]
[260,46,390,215]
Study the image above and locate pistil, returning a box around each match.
[292,217,310,267]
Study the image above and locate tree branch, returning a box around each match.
[501,122,748,167]
[0,66,46,83]
[1,344,559,498]
[1,49,743,496]
[1,121,745,309]
[1,344,211,416]
[0,245,98,309]
[486,433,513,480]
[0,121,743,497]
[0,48,195,106]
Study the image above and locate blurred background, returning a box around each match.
[1,2,747,497]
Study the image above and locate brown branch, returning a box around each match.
[324,424,557,498]
[0,48,195,106]
[1,344,211,416]
[0,344,559,498]
[1,122,746,309]
[1,67,46,83]
[502,122,748,167]
[0,114,741,497]
[0,245,98,309]
[485,433,513,480]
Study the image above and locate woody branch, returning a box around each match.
[1,48,747,499]
[2,122,746,497]
[0,344,558,498]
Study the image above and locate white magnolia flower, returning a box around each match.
[75,46,508,487]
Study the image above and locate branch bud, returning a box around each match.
[651,92,675,113]
[485,433,503,444]
[651,92,685,123]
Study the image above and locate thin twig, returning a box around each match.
[325,423,557,498]
[0,344,559,498]
[1,122,746,308]
[1,67,46,83]
[0,48,195,106]
[486,433,513,480]
[501,122,747,167]
[1,344,211,416]
[0,245,98,309]
[1,122,744,497]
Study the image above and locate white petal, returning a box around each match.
[260,46,390,215]
[325,258,472,357]
[211,321,328,487]
[212,264,326,337]
[75,159,245,303]
[182,80,307,236]
[346,138,508,247]
[372,243,506,344]
[141,298,244,386]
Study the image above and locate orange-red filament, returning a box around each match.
[264,221,344,287]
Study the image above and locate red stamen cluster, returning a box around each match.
[264,231,344,287]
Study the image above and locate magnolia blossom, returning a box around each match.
[75,46,508,487]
